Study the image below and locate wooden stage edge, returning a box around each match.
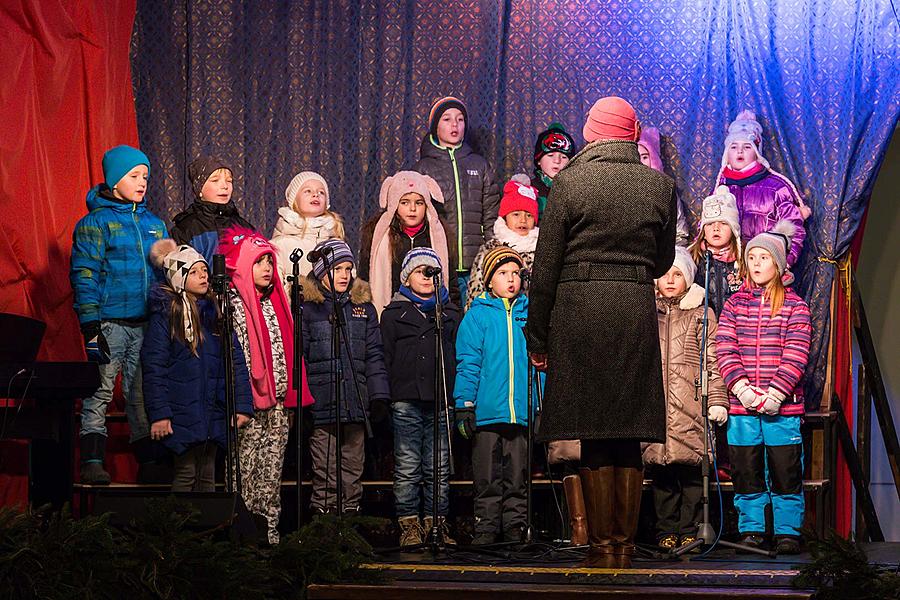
[305,544,898,599]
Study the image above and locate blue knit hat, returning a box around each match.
[311,239,355,280]
[400,247,441,284]
[102,145,150,188]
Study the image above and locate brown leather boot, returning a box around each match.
[611,466,644,568]
[578,467,615,568]
[563,474,588,546]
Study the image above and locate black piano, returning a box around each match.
[1,314,100,509]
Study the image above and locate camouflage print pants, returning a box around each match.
[239,404,288,544]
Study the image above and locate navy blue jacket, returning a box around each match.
[301,275,390,426]
[141,285,253,455]
[70,186,167,324]
[380,293,460,404]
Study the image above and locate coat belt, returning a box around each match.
[558,262,652,284]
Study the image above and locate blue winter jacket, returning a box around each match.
[301,275,391,426]
[141,286,253,455]
[70,185,168,324]
[454,292,540,427]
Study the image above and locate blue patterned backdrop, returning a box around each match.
[131,0,900,407]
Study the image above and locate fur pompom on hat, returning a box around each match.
[745,220,796,276]
[150,238,178,269]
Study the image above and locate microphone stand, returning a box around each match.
[674,251,774,558]
[288,249,306,528]
[212,254,241,496]
[319,248,373,517]
[428,269,455,553]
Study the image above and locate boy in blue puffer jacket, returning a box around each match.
[454,246,538,545]
[70,145,167,484]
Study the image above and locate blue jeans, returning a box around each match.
[392,401,452,517]
[80,321,150,441]
[727,415,804,536]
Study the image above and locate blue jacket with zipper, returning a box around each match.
[70,185,167,324]
[454,292,539,427]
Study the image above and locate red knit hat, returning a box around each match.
[583,96,639,142]
[498,179,540,224]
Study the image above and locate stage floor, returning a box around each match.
[307,542,900,599]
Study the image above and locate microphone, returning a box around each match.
[211,254,228,293]
[290,248,304,263]
[423,266,442,278]
[306,247,334,263]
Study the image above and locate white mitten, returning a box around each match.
[732,379,766,410]
[759,387,787,416]
[708,406,729,425]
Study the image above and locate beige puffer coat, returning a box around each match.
[642,284,729,467]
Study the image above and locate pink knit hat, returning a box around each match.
[637,127,664,172]
[583,96,639,142]
[217,226,313,409]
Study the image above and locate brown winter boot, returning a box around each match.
[563,474,588,546]
[398,516,424,548]
[423,516,457,546]
[578,467,616,568]
[611,466,644,569]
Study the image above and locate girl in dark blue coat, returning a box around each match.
[301,240,390,513]
[143,240,253,492]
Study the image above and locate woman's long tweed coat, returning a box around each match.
[527,140,677,443]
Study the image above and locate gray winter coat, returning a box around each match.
[527,140,676,443]
[413,136,500,271]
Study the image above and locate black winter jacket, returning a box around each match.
[170,201,255,264]
[379,294,460,404]
[412,136,500,271]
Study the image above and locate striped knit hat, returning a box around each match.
[428,96,467,139]
[745,220,796,276]
[311,239,355,280]
[400,247,441,284]
[483,245,524,289]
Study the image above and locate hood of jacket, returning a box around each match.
[272,207,339,238]
[302,274,372,305]
[86,184,147,214]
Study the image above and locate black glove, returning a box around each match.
[82,321,110,364]
[369,398,390,424]
[456,407,476,440]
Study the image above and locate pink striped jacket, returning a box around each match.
[716,284,812,416]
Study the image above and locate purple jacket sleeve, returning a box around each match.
[773,185,806,267]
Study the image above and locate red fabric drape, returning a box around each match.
[832,211,868,537]
[0,0,139,507]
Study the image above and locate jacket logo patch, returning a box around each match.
[352,306,367,319]
[467,169,479,176]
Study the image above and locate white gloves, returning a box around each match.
[732,379,767,411]
[758,387,787,416]
[708,405,729,425]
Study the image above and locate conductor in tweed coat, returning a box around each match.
[527,97,677,568]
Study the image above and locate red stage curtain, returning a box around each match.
[0,0,139,507]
